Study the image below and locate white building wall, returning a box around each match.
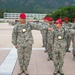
[3,12,47,20]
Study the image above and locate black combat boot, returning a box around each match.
[42,45,44,47]
[73,55,75,61]
[66,50,70,52]
[47,55,50,61]
[47,54,53,61]
[66,47,70,52]
[44,50,47,53]
[50,54,53,60]
[66,49,70,52]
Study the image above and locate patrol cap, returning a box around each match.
[64,17,69,21]
[20,13,26,19]
[55,18,62,24]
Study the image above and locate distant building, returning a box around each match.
[3,12,47,20]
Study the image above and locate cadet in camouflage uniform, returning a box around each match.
[12,13,50,75]
[71,18,75,61]
[40,17,47,47]
[40,17,49,53]
[71,18,75,44]
[46,17,55,61]
[40,30,45,47]
[62,17,72,52]
[52,18,67,75]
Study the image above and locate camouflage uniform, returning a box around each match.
[40,30,45,47]
[71,22,75,61]
[40,22,49,52]
[62,22,72,52]
[12,22,48,75]
[71,23,75,45]
[40,29,48,48]
[47,24,56,60]
[52,27,67,75]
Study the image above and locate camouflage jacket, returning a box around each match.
[52,25,75,47]
[71,22,75,29]
[40,22,49,37]
[12,22,48,47]
[62,22,73,37]
[52,27,67,47]
[47,24,56,44]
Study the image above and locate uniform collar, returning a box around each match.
[56,26,63,31]
[19,22,27,26]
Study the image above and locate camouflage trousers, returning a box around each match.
[52,44,65,69]
[71,34,74,44]
[42,35,48,51]
[66,35,71,51]
[72,47,75,55]
[47,43,53,58]
[43,36,47,46]
[17,44,32,71]
[71,35,75,55]
[72,42,75,55]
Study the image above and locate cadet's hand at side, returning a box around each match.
[15,45,18,49]
[48,28,53,31]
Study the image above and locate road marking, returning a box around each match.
[0,47,73,51]
[0,48,45,51]
[0,47,17,75]
[32,48,45,50]
[0,48,12,50]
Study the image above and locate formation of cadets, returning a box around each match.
[41,17,75,75]
[12,13,75,75]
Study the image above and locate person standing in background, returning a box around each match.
[46,17,55,61]
[71,18,75,61]
[62,17,72,52]
[40,17,49,53]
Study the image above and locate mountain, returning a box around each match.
[0,0,75,14]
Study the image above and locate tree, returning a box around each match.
[0,9,4,18]
[46,6,75,21]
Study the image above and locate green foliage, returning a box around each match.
[0,0,74,14]
[0,9,4,18]
[46,6,75,21]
